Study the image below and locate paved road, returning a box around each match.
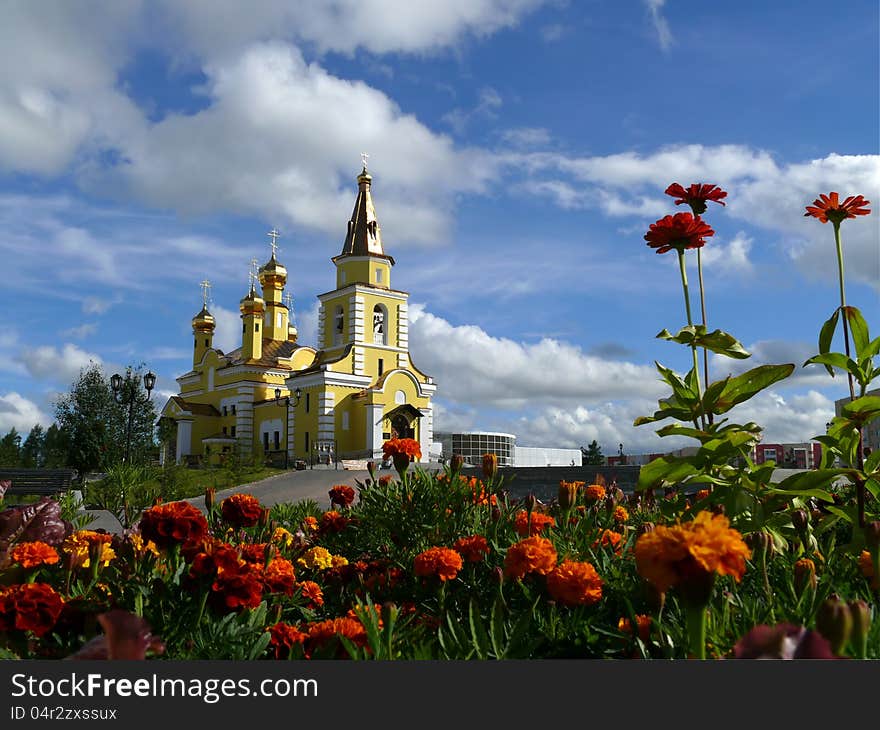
[82,466,376,533]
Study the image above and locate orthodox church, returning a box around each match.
[159,163,437,466]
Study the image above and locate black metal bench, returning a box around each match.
[0,469,77,497]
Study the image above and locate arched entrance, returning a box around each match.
[391,413,414,440]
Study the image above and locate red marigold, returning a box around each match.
[382,437,422,461]
[188,540,242,580]
[220,493,263,529]
[0,583,64,636]
[593,529,624,554]
[11,541,60,569]
[644,212,714,254]
[514,510,556,536]
[240,543,268,564]
[305,617,367,657]
[453,535,490,563]
[546,560,603,607]
[329,484,356,508]
[261,558,297,595]
[378,475,393,487]
[665,182,728,215]
[320,510,351,534]
[211,565,263,610]
[804,192,871,224]
[268,622,308,659]
[296,580,324,608]
[619,614,652,642]
[504,536,558,580]
[413,546,463,582]
[139,501,208,549]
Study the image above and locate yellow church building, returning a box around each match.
[159,164,436,467]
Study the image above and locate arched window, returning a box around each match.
[333,306,344,346]
[373,304,387,345]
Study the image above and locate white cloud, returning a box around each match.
[0,393,50,435]
[60,323,98,340]
[500,127,552,149]
[699,231,754,275]
[16,343,104,385]
[82,296,112,315]
[643,0,673,51]
[211,305,242,354]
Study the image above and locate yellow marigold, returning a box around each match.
[546,560,603,606]
[302,516,318,532]
[297,546,334,571]
[272,527,294,548]
[413,547,463,582]
[634,511,751,595]
[584,484,606,502]
[330,554,349,568]
[504,536,558,580]
[62,531,115,569]
[128,533,159,559]
[613,506,629,523]
[10,541,60,569]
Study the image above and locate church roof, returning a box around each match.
[289,343,354,376]
[169,396,221,417]
[334,166,395,264]
[223,338,304,369]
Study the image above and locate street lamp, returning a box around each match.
[111,369,156,464]
[275,386,302,468]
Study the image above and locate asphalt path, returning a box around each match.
[82,466,378,533]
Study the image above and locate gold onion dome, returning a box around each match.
[239,284,265,315]
[259,253,287,286]
[191,306,215,332]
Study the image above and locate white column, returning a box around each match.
[367,404,384,458]
[351,295,365,344]
[176,420,192,464]
[236,388,254,454]
[317,304,326,348]
[317,392,336,441]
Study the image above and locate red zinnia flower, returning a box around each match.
[220,493,263,529]
[645,212,714,254]
[804,192,871,224]
[665,182,728,215]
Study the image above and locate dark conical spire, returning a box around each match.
[338,163,388,259]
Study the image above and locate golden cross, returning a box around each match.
[199,279,211,308]
[267,228,280,257]
[361,151,369,170]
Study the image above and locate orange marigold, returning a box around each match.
[613,506,629,524]
[306,617,368,657]
[504,536,558,580]
[139,501,208,549]
[297,580,324,608]
[634,511,751,595]
[320,510,351,534]
[452,535,490,563]
[514,510,556,536]
[329,484,356,508]
[382,437,422,461]
[584,484,606,502]
[859,550,879,589]
[267,622,308,659]
[261,558,297,595]
[546,560,603,606]
[220,493,263,529]
[413,547,463,582]
[11,541,60,569]
[618,615,652,642]
[593,529,624,554]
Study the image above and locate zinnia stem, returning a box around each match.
[684,603,707,660]
[677,250,704,429]
[696,248,712,426]
[833,222,865,526]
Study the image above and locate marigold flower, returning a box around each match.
[211,564,263,610]
[189,540,242,580]
[619,615,652,642]
[558,480,580,509]
[613,506,629,524]
[504,536,558,580]
[305,617,368,657]
[378,474,393,487]
[634,511,751,596]
[220,493,264,529]
[382,437,422,461]
[482,453,498,480]
[127,533,159,559]
[328,485,356,508]
[261,558,297,595]
[804,192,871,224]
[793,557,817,596]
[330,554,349,568]
[139,501,208,549]
[695,489,711,501]
[319,510,351,534]
[546,560,603,606]
[240,543,268,564]
[298,546,334,571]
[593,529,624,554]
[272,527,294,548]
[644,212,714,254]
[11,541,60,569]
[62,531,116,569]
[514,510,556,536]
[665,182,728,215]
[584,484,606,502]
[297,580,324,608]
[302,516,318,532]
[414,546,463,582]
[267,622,308,659]
[859,550,879,589]
[453,535,490,563]
[0,583,64,636]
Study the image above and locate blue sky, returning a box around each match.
[1,0,878,457]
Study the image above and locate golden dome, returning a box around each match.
[239,286,265,315]
[192,306,215,332]
[259,254,287,287]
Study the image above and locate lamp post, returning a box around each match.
[110,369,156,465]
[275,386,302,469]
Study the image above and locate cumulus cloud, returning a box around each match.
[16,343,104,385]
[211,305,242,354]
[699,231,754,275]
[0,393,50,434]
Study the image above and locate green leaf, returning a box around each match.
[865,448,880,475]
[636,456,698,491]
[710,364,795,415]
[803,352,860,378]
[841,395,880,421]
[818,308,840,377]
[774,468,852,497]
[696,329,751,359]
[655,424,708,440]
[843,306,870,358]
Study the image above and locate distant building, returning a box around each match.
[434,432,582,467]
[752,442,822,469]
[835,387,880,457]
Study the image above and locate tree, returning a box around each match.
[581,439,604,466]
[0,428,22,467]
[53,362,157,476]
[43,424,69,468]
[21,424,45,468]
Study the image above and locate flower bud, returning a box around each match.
[482,453,498,481]
[848,599,871,658]
[490,506,501,522]
[204,487,216,511]
[558,481,579,510]
[366,461,376,480]
[259,507,271,527]
[264,543,276,567]
[793,558,816,597]
[381,601,398,627]
[816,595,852,656]
[791,508,809,532]
[744,530,774,560]
[524,493,538,513]
[493,566,504,585]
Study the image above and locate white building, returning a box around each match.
[434,431,582,467]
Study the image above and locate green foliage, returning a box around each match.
[181,603,273,660]
[582,439,604,465]
[0,428,22,467]
[85,463,159,529]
